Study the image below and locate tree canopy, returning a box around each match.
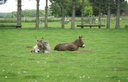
[89,0,128,16]
[49,0,128,17]
[49,0,92,17]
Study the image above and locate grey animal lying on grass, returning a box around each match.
[31,39,50,53]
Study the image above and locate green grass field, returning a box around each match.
[0,21,128,82]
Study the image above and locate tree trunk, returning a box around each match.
[16,0,22,28]
[36,0,40,29]
[115,0,120,29]
[81,0,84,29]
[44,0,48,29]
[71,0,76,29]
[106,0,111,29]
[61,0,65,29]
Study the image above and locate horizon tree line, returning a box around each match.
[2,0,128,29]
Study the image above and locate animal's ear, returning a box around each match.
[42,37,45,41]
[79,36,83,39]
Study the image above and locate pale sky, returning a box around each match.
[0,0,51,12]
[0,0,128,13]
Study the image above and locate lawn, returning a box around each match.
[0,21,128,82]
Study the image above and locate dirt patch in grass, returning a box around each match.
[26,46,33,48]
[73,50,92,53]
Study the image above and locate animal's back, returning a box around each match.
[54,44,64,51]
[54,43,78,51]
[43,42,51,53]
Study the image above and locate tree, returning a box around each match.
[50,0,69,29]
[71,0,76,29]
[81,0,85,28]
[35,0,40,29]
[49,1,61,17]
[115,0,120,29]
[61,0,65,29]
[106,0,111,28]
[16,0,22,28]
[44,0,48,29]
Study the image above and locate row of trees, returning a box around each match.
[50,0,128,17]
[89,0,128,16]
[50,0,128,29]
[1,0,43,28]
[89,0,128,28]
[2,0,128,29]
[50,0,93,17]
[16,0,48,29]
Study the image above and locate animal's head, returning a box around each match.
[74,36,85,48]
[37,40,44,50]
[36,39,50,53]
[34,45,40,53]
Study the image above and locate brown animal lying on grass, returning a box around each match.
[54,36,85,51]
